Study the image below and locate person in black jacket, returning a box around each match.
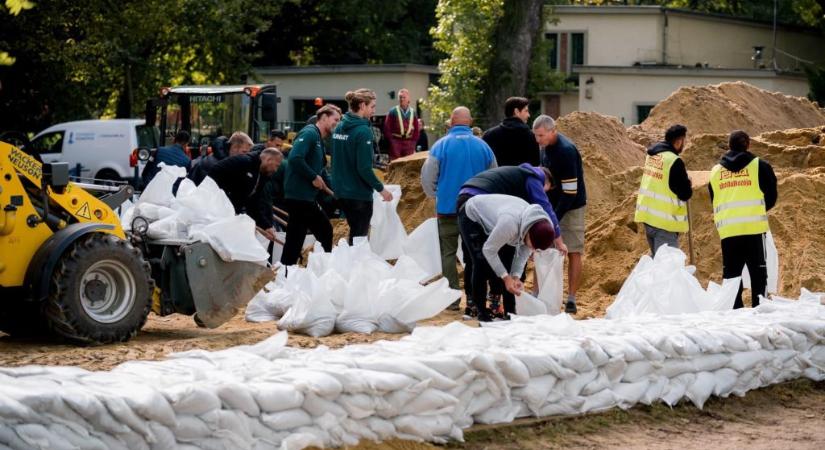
[708,130,777,309]
[208,148,284,242]
[189,132,253,185]
[482,97,540,167]
[533,114,587,315]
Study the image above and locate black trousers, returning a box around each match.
[280,199,333,266]
[458,206,499,322]
[339,198,373,244]
[456,193,517,315]
[721,233,767,309]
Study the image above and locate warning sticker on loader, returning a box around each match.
[75,202,92,220]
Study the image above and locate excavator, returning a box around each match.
[0,141,275,344]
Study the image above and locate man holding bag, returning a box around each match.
[457,164,567,317]
[709,130,777,309]
[457,194,556,322]
[420,106,497,305]
[331,88,393,243]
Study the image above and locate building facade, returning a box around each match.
[540,5,824,124]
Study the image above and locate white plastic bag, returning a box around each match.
[138,163,186,207]
[534,249,564,315]
[402,218,442,282]
[369,185,406,260]
[278,291,337,337]
[742,231,778,294]
[515,292,547,316]
[190,215,269,264]
[174,176,235,226]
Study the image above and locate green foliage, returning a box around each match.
[1,0,36,65]
[426,0,503,134]
[804,64,825,105]
[526,17,573,98]
[0,0,280,131]
[255,0,439,66]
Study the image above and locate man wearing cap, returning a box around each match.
[383,88,420,161]
[457,194,556,322]
[709,130,777,309]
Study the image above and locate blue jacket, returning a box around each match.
[420,125,497,215]
[141,143,190,185]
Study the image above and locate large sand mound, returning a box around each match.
[641,81,825,136]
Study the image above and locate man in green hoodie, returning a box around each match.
[281,104,342,265]
[331,88,393,243]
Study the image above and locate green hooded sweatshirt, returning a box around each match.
[331,112,384,201]
[284,124,326,202]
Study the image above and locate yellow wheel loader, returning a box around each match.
[0,141,274,344]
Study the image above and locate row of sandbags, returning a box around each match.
[1,293,824,449]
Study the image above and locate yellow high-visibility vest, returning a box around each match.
[634,151,688,232]
[393,106,416,139]
[710,157,768,239]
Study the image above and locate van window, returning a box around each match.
[135,124,159,148]
[27,131,65,155]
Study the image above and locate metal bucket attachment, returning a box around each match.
[181,242,276,328]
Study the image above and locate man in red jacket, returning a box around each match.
[383,88,421,161]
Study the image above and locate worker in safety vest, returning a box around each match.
[383,88,420,161]
[709,130,778,309]
[634,124,693,256]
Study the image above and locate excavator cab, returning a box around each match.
[0,141,274,344]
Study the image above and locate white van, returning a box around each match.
[27,119,159,181]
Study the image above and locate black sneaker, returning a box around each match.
[464,303,479,318]
[564,301,577,315]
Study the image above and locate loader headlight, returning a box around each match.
[131,216,149,236]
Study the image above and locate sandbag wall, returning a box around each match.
[1,297,824,449]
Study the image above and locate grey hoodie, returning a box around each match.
[464,194,550,278]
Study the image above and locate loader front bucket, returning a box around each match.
[181,242,276,328]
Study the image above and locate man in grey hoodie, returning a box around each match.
[458,194,556,321]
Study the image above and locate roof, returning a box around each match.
[255,64,440,76]
[549,5,820,34]
[168,85,274,95]
[573,65,807,79]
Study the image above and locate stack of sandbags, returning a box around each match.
[2,293,824,449]
[606,245,741,318]
[245,239,461,336]
[121,163,269,264]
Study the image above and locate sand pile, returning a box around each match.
[384,151,436,232]
[641,81,825,136]
[555,112,646,218]
[682,127,825,171]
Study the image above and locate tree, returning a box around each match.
[426,0,504,133]
[0,0,281,133]
[0,0,35,65]
[480,0,544,127]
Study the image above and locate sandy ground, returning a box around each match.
[0,308,468,371]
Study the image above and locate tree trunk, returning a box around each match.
[115,62,133,118]
[480,0,543,128]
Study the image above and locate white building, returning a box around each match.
[254,64,438,129]
[540,5,824,124]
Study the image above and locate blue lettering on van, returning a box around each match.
[68,132,74,144]
[99,133,125,138]
[74,132,95,142]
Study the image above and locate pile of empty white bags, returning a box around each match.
[2,291,824,449]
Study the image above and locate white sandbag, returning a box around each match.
[742,231,778,294]
[146,213,185,240]
[515,292,547,316]
[390,278,461,325]
[190,214,269,264]
[402,218,442,281]
[278,291,337,337]
[245,285,293,322]
[174,176,235,225]
[138,163,186,207]
[534,249,564,315]
[369,185,406,260]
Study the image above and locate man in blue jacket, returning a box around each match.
[141,130,191,186]
[421,106,497,309]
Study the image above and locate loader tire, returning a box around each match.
[43,233,153,344]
